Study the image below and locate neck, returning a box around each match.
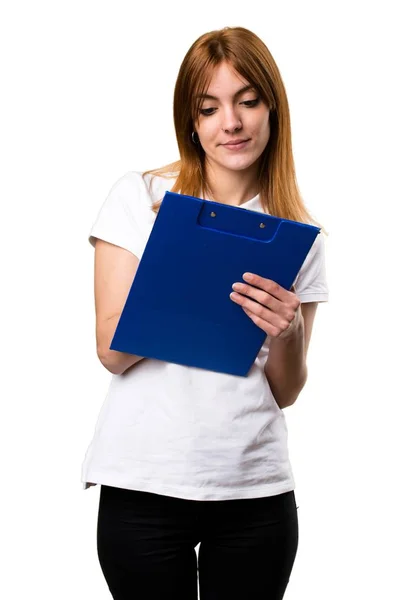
[204,160,260,206]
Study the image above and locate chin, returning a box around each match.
[216,148,262,171]
[207,149,260,173]
[222,158,257,172]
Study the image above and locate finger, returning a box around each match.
[242,272,289,301]
[242,305,286,338]
[231,281,282,312]
[231,292,289,332]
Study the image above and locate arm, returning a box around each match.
[264,302,318,409]
[94,239,145,375]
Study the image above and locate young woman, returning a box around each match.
[82,26,329,600]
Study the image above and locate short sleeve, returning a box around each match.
[88,172,150,258]
[293,232,329,303]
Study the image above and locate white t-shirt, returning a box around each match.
[81,171,329,500]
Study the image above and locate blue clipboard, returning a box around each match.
[110,191,320,376]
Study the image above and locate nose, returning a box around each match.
[220,107,242,134]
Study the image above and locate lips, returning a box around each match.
[223,139,249,145]
[222,139,250,150]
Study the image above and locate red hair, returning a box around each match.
[144,27,323,229]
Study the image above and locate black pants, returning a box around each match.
[97,484,299,599]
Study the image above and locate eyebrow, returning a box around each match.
[196,84,255,101]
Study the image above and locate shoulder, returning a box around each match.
[140,171,178,204]
[107,171,150,205]
[106,170,177,210]
[293,231,329,302]
[301,231,326,268]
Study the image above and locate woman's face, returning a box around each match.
[195,61,271,174]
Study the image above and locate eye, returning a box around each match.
[241,98,260,107]
[199,97,260,116]
[199,107,216,116]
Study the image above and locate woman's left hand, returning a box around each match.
[230,272,302,340]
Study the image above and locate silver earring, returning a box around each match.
[191,131,199,144]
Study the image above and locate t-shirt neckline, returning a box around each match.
[203,191,260,208]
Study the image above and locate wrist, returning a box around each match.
[277,311,304,342]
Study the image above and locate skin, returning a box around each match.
[194,60,303,341]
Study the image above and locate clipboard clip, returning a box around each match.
[197,201,280,242]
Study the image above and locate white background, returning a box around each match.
[1,0,409,598]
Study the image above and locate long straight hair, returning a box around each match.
[144,27,324,229]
